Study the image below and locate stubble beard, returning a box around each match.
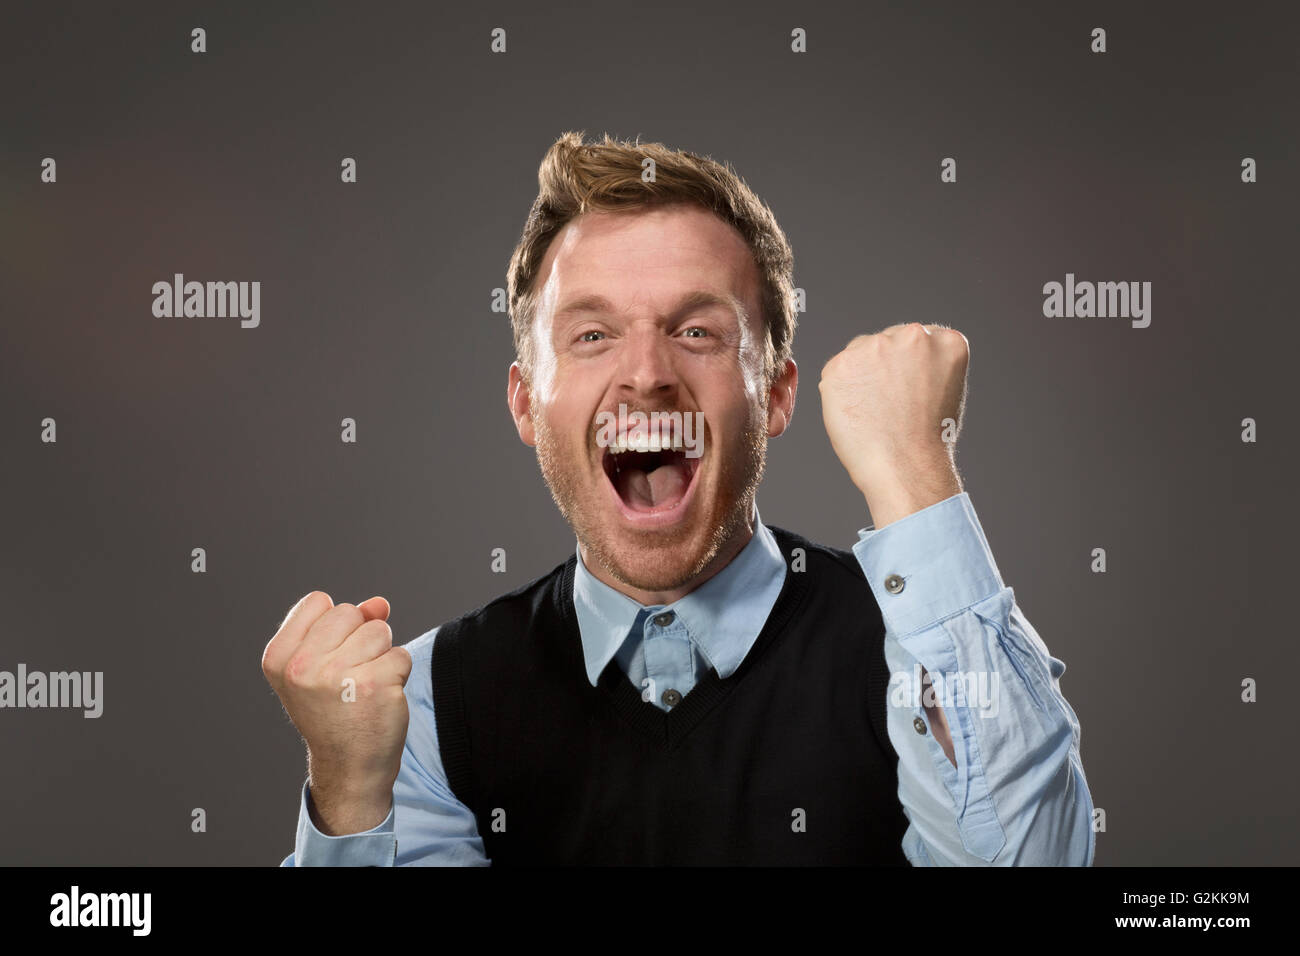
[533,401,769,594]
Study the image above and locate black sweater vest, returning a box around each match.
[431,525,911,865]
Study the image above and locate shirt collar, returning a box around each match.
[572,504,788,687]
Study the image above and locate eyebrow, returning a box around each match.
[553,289,748,325]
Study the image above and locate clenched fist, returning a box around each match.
[819,322,969,528]
[261,591,412,835]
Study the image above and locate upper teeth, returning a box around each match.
[608,434,688,454]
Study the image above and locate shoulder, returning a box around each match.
[449,555,571,628]
[406,555,575,665]
[767,524,870,586]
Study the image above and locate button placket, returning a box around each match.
[643,609,692,710]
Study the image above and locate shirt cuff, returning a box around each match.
[852,492,1004,636]
[292,779,398,866]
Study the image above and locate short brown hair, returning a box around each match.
[506,130,796,388]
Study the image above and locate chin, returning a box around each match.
[591,528,717,593]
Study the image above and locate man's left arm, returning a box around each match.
[819,322,1094,866]
[853,490,1095,866]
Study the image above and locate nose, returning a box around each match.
[614,322,678,400]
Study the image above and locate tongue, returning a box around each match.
[615,458,689,510]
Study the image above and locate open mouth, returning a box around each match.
[601,441,702,517]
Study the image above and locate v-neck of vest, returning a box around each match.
[557,526,812,751]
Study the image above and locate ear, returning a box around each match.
[507,362,537,447]
[766,358,798,438]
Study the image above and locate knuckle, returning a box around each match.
[311,602,360,635]
[296,591,333,622]
[284,652,313,685]
[348,620,392,654]
[319,657,343,683]
[337,603,365,628]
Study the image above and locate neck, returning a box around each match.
[581,505,758,607]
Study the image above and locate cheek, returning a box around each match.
[529,310,562,401]
[705,398,758,454]
[531,346,559,402]
[739,361,766,405]
[734,321,767,403]
[535,392,588,454]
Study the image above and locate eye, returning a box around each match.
[579,330,606,343]
[680,327,708,338]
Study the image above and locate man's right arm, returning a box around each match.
[279,626,489,866]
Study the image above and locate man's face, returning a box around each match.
[508,202,796,597]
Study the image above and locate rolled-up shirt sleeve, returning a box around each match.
[852,491,1095,866]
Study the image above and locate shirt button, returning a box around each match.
[661,688,682,707]
[884,574,905,594]
[913,716,927,735]
[653,611,676,627]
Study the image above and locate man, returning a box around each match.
[264,131,1094,865]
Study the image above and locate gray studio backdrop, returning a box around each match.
[1,0,1296,865]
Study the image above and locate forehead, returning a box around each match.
[534,203,761,320]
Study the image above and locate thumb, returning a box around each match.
[357,596,390,622]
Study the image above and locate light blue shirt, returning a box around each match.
[280,493,1094,866]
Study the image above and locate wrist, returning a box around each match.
[306,756,395,835]
[307,778,393,836]
[858,463,962,528]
